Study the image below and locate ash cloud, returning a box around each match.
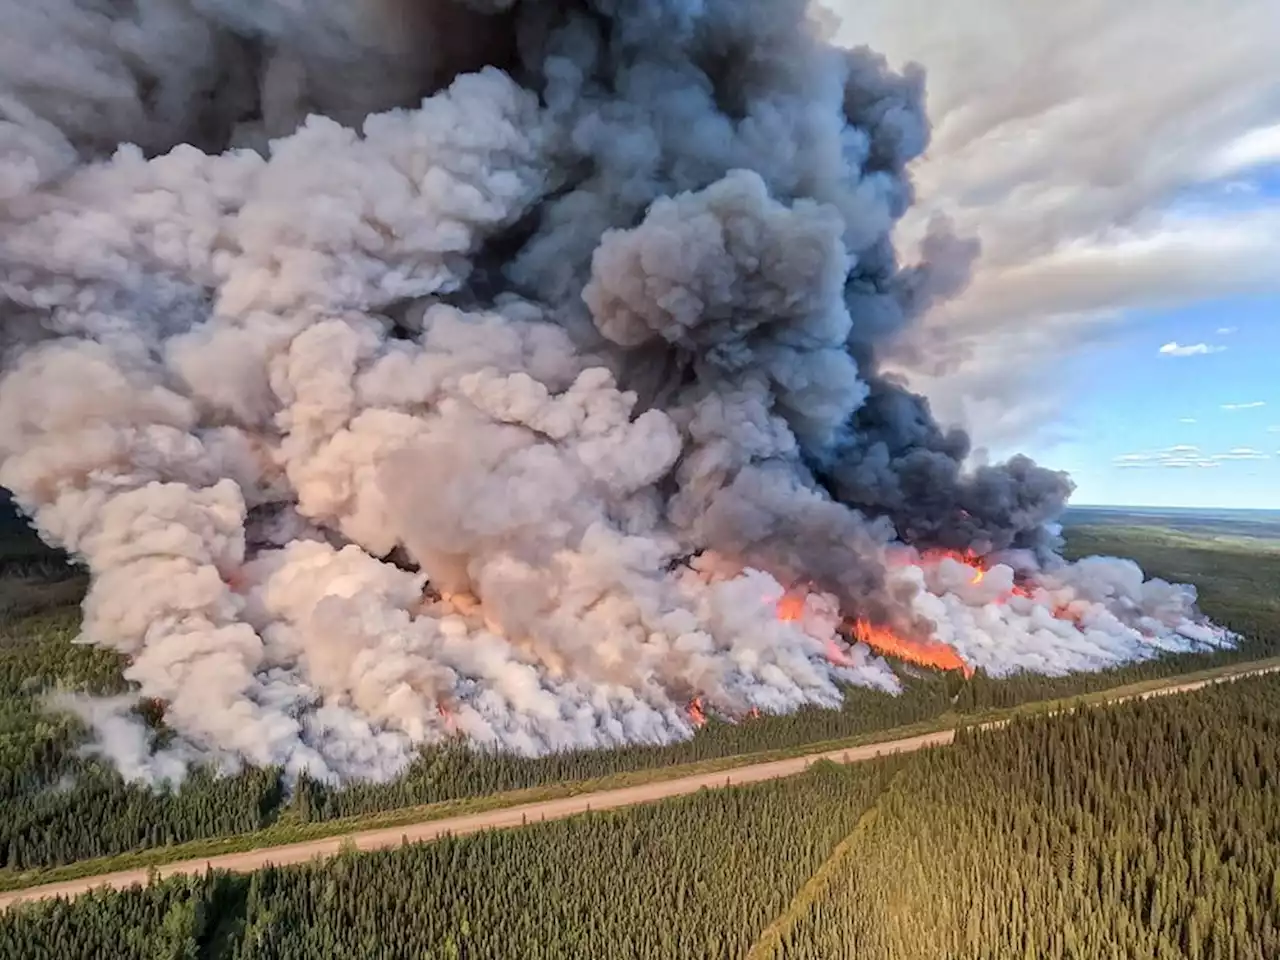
[0,0,1229,784]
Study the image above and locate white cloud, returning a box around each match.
[1217,326,1239,335]
[1267,425,1280,433]
[1212,447,1270,460]
[1205,124,1280,178]
[1179,418,1198,424]
[1222,401,1267,411]
[831,0,1280,445]
[1113,445,1221,469]
[1113,443,1270,469]
[1159,341,1226,357]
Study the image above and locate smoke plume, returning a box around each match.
[0,0,1231,783]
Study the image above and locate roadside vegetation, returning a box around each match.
[5,670,1278,959]
[1,497,1278,889]
[762,672,1280,960]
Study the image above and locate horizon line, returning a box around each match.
[1066,503,1280,512]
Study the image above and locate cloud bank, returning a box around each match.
[1114,444,1271,469]
[1159,342,1226,357]
[829,0,1280,446]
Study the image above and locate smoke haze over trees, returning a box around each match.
[5,672,1279,959]
[0,0,1233,784]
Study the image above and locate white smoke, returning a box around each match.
[0,0,1232,785]
[898,551,1232,678]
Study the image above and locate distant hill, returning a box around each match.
[1063,505,1280,541]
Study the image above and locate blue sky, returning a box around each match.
[1014,161,1280,508]
[1021,291,1280,508]
[837,1,1280,511]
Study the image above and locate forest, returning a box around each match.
[4,670,1277,959]
[1,507,1279,878]
[767,673,1280,960]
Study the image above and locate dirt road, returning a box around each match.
[0,731,954,911]
[3,663,1276,911]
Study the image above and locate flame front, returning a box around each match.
[920,548,982,566]
[688,697,707,728]
[851,619,973,678]
[775,592,807,622]
[768,578,974,678]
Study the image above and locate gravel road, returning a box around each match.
[3,663,1275,911]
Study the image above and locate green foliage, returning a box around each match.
[771,673,1280,960]
[282,674,951,823]
[0,872,234,960]
[1065,524,1280,618]
[7,674,1280,959]
[1,762,900,959]
[259,524,1280,829]
[0,520,1278,880]
[0,605,285,872]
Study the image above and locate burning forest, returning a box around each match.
[0,0,1232,784]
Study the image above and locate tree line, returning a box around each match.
[4,673,1279,958]
[3,515,1279,877]
[3,602,1278,875]
[771,673,1280,959]
[0,760,901,960]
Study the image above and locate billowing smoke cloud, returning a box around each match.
[0,0,1231,784]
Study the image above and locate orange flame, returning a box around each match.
[775,592,807,622]
[921,547,982,566]
[747,707,761,720]
[920,550,1049,605]
[1052,603,1087,626]
[851,619,973,677]
[688,697,707,728]
[915,548,990,588]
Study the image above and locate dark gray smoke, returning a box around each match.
[0,0,1222,783]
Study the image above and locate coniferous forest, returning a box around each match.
[2,515,1279,878]
[4,671,1278,959]
[770,674,1280,960]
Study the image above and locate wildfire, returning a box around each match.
[1052,603,1087,626]
[755,548,1081,686]
[441,591,482,616]
[824,638,853,666]
[921,547,982,566]
[918,549,1050,606]
[437,701,456,731]
[687,697,707,728]
[921,548,987,583]
[851,619,973,678]
[775,592,807,622]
